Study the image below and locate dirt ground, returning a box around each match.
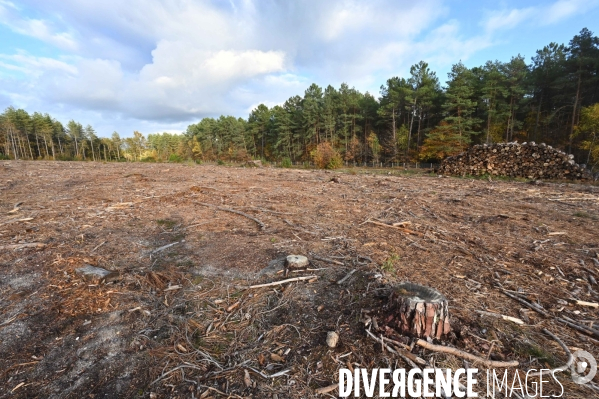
[1,161,598,399]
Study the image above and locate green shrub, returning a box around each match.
[168,154,183,163]
[281,157,292,168]
[0,153,10,160]
[141,156,157,162]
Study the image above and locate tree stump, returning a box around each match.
[386,283,451,340]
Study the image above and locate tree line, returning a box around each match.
[1,28,598,171]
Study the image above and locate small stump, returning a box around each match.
[386,283,451,339]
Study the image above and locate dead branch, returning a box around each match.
[240,206,295,215]
[246,366,291,379]
[237,275,317,290]
[501,290,599,338]
[197,202,266,230]
[365,329,399,356]
[527,329,573,378]
[314,384,338,395]
[151,241,181,255]
[311,254,344,266]
[91,241,106,252]
[336,269,356,285]
[475,310,525,325]
[365,219,424,236]
[501,290,550,317]
[0,243,46,251]
[415,339,519,368]
[556,317,599,339]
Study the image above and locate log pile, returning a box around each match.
[438,142,590,180]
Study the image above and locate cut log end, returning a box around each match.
[386,283,451,340]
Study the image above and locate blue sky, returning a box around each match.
[1,0,598,137]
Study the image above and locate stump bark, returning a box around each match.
[386,283,451,339]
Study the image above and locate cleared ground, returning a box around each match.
[1,161,598,398]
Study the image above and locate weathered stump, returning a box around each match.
[386,283,451,339]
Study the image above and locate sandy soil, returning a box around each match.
[1,161,598,398]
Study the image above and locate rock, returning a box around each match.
[75,264,119,283]
[326,331,339,348]
[286,255,309,269]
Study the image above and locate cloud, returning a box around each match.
[483,0,599,32]
[0,2,77,50]
[1,0,598,136]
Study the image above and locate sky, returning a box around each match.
[0,0,598,137]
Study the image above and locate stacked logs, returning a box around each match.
[439,142,589,180]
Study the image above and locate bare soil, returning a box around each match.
[1,161,598,398]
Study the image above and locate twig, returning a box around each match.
[502,290,599,338]
[237,275,317,290]
[337,269,356,285]
[312,254,344,266]
[365,219,424,236]
[365,329,398,355]
[0,314,19,327]
[91,241,106,252]
[476,310,525,325]
[240,206,295,215]
[527,329,573,378]
[556,317,599,339]
[151,241,180,255]
[315,384,338,394]
[380,336,427,366]
[415,339,519,368]
[198,202,266,230]
[198,385,245,399]
[246,366,291,379]
[150,363,208,385]
[0,243,46,251]
[501,290,550,317]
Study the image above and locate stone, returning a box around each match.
[285,255,309,269]
[326,331,339,348]
[75,265,119,283]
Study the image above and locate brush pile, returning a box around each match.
[439,142,589,180]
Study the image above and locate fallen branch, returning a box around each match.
[476,310,525,325]
[246,366,291,379]
[501,290,550,317]
[237,275,317,290]
[571,299,598,308]
[151,241,181,255]
[365,219,424,236]
[312,254,344,266]
[527,329,573,378]
[501,290,599,338]
[240,206,295,215]
[198,202,266,230]
[415,339,519,368]
[91,241,106,252]
[556,317,599,339]
[0,243,46,251]
[315,384,338,394]
[337,269,356,285]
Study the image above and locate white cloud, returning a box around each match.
[0,2,77,50]
[484,8,535,32]
[1,0,598,135]
[483,0,599,32]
